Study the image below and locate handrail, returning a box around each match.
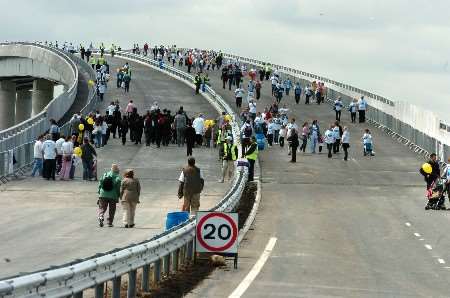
[0,51,248,298]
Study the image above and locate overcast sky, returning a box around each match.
[2,0,449,121]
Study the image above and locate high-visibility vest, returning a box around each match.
[246,143,258,161]
[216,130,222,144]
[89,57,96,65]
[224,143,237,161]
[98,57,105,65]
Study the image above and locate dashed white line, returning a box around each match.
[425,244,433,250]
[419,238,424,241]
[414,232,421,237]
[405,222,411,227]
[438,259,446,264]
[228,237,278,298]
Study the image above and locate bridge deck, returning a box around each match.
[0,56,228,279]
[175,60,450,297]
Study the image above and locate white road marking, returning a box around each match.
[228,237,278,298]
[405,222,411,227]
[438,259,446,264]
[414,233,421,237]
[419,238,424,241]
[425,244,433,250]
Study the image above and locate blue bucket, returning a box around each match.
[165,211,189,230]
[256,133,265,151]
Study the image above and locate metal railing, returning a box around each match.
[0,51,248,298]
[0,45,97,180]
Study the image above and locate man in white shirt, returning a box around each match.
[55,136,65,175]
[357,96,367,123]
[42,135,57,180]
[234,86,245,108]
[31,135,44,177]
[334,96,343,122]
[324,125,336,158]
[107,102,116,115]
[248,99,257,121]
[192,114,205,146]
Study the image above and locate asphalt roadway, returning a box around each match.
[170,60,450,297]
[0,56,229,279]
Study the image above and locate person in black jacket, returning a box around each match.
[185,121,196,156]
[221,67,228,89]
[420,153,440,189]
[288,130,300,162]
[120,116,128,145]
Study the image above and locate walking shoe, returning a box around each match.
[124,224,129,228]
[129,224,135,228]
[108,223,113,227]
[99,218,104,227]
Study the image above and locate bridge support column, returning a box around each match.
[31,79,53,116]
[15,89,32,123]
[0,80,16,130]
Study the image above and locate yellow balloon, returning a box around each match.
[88,80,95,87]
[87,118,94,125]
[74,147,82,157]
[224,115,231,122]
[78,123,85,131]
[422,163,432,174]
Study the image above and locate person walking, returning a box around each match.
[310,120,320,154]
[194,73,202,94]
[235,85,245,108]
[42,135,57,180]
[219,137,238,183]
[288,129,299,162]
[81,138,97,181]
[245,136,258,181]
[185,121,196,156]
[98,164,122,227]
[358,96,367,123]
[178,157,204,213]
[349,99,357,123]
[333,121,342,154]
[60,136,73,180]
[341,127,350,161]
[294,82,302,104]
[300,122,309,153]
[120,169,141,228]
[362,129,374,156]
[174,111,187,146]
[192,114,205,146]
[324,125,336,158]
[334,96,343,122]
[31,135,44,177]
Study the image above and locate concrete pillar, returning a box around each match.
[0,80,16,130]
[15,89,32,123]
[32,79,54,116]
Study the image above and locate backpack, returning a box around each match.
[244,125,252,137]
[102,175,114,191]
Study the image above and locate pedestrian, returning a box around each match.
[178,157,204,213]
[420,153,440,189]
[221,66,228,89]
[362,128,374,156]
[194,73,202,94]
[255,80,262,100]
[334,96,343,122]
[60,136,73,180]
[98,164,122,227]
[120,169,141,228]
[49,119,60,141]
[123,71,131,93]
[288,129,299,162]
[98,82,106,101]
[305,86,312,104]
[192,114,205,146]
[294,82,302,104]
[219,137,238,183]
[81,137,97,180]
[31,135,44,177]
[185,121,196,156]
[267,119,275,146]
[300,122,309,153]
[120,115,128,145]
[333,121,342,154]
[358,96,367,123]
[279,124,286,148]
[349,99,357,123]
[235,85,245,108]
[245,136,258,181]
[174,111,187,146]
[342,127,350,161]
[42,134,57,180]
[324,125,335,158]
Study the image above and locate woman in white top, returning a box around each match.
[324,125,336,158]
[342,127,350,161]
[60,136,74,180]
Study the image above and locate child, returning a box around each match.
[279,124,287,148]
[362,129,374,156]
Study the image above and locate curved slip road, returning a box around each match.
[0,56,229,279]
[166,58,450,297]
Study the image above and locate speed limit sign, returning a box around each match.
[196,211,238,253]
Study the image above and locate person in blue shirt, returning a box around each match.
[294,82,302,104]
[283,78,292,96]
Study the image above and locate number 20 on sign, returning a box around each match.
[195,211,238,253]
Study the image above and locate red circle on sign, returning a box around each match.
[196,212,238,252]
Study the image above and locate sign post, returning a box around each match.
[196,211,239,268]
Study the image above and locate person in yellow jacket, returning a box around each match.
[245,136,258,181]
[219,136,238,183]
[89,56,96,69]
[98,55,106,66]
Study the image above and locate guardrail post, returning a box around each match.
[128,270,137,298]
[112,276,121,298]
[173,248,179,271]
[153,259,162,284]
[94,283,104,298]
[187,239,194,262]
[163,254,171,276]
[142,264,150,292]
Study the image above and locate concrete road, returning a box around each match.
[0,57,229,279]
[168,59,450,297]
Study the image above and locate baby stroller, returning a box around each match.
[425,178,447,210]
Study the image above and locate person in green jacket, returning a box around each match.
[97,164,122,227]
